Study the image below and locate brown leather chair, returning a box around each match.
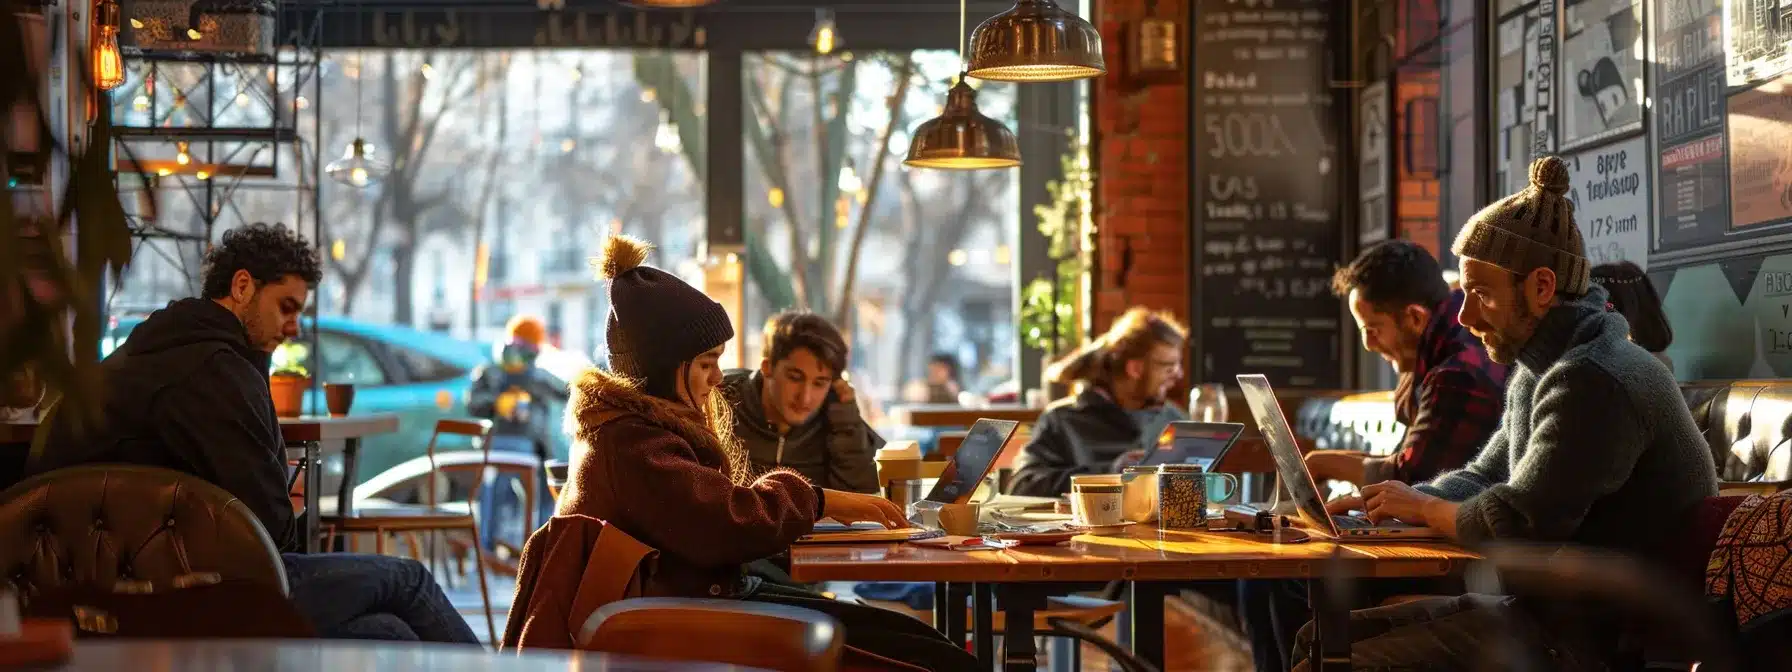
[0,464,289,597]
[580,597,845,672]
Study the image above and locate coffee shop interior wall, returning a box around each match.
[1334,0,1792,383]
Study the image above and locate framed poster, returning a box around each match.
[1497,0,1536,18]
[1651,0,1728,251]
[1360,80,1391,246]
[1493,5,1556,196]
[1726,73,1792,231]
[1566,135,1650,268]
[1560,0,1644,150]
[1725,0,1792,88]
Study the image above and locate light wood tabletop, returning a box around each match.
[789,525,1477,584]
[59,639,761,670]
[278,413,402,442]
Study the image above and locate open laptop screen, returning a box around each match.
[1235,374,1339,537]
[1141,421,1245,469]
[924,418,1022,504]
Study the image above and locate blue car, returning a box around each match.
[102,315,581,487]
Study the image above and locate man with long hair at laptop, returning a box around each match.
[514,234,979,670]
[1286,157,1717,670]
[1009,307,1189,497]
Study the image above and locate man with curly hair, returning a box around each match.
[32,223,477,644]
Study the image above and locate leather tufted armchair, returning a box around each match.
[0,465,289,598]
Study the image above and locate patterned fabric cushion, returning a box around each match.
[1706,491,1792,628]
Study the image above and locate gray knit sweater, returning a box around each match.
[1416,285,1717,555]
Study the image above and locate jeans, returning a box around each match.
[1241,577,1463,672]
[1289,594,1604,671]
[282,552,479,644]
[477,434,555,552]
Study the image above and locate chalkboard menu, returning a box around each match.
[1652,0,1730,250]
[1192,0,1341,389]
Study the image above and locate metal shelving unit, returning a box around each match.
[105,4,324,317]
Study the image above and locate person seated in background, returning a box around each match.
[1007,307,1187,497]
[521,234,977,669]
[28,223,476,644]
[467,314,568,563]
[1245,240,1510,672]
[720,312,881,494]
[923,353,963,404]
[1591,260,1675,374]
[1306,240,1508,487]
[1290,156,1718,670]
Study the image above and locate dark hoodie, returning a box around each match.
[29,298,296,550]
[1007,387,1186,497]
[719,369,882,494]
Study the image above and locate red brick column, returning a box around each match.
[1092,0,1190,335]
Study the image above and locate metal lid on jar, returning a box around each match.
[1122,465,1157,474]
[1158,464,1205,473]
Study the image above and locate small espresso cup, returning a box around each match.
[937,502,981,536]
[323,383,356,417]
[544,459,569,501]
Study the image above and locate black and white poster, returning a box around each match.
[1652,0,1730,250]
[1360,80,1390,246]
[1494,6,1557,196]
[1725,0,1792,87]
[1561,0,1644,150]
[1566,135,1650,268]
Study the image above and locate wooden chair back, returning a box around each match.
[423,418,492,508]
[580,597,842,672]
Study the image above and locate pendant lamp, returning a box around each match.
[904,0,1021,170]
[967,0,1105,83]
[326,138,390,188]
[903,78,1020,170]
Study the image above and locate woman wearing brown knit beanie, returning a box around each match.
[508,234,981,670]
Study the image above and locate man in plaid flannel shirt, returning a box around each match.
[1306,240,1509,487]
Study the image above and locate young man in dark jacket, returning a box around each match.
[719,312,881,494]
[30,223,475,644]
[1007,307,1187,498]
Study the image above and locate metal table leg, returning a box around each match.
[331,437,362,552]
[933,581,951,635]
[973,583,996,667]
[998,585,1045,672]
[1129,581,1169,669]
[945,582,969,646]
[1310,578,1352,671]
[303,440,320,553]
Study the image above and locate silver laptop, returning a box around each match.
[907,418,1022,528]
[1236,374,1446,540]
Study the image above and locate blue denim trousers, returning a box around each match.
[281,552,478,644]
[477,434,555,551]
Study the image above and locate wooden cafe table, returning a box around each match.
[790,525,1478,671]
[280,413,401,553]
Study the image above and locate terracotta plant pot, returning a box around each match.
[268,374,308,418]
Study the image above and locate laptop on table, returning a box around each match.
[797,418,1022,542]
[1235,374,1446,541]
[1140,421,1247,470]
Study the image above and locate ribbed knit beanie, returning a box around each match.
[593,235,735,389]
[1450,155,1591,296]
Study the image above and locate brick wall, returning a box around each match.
[1091,0,1190,335]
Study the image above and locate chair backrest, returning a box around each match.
[423,418,492,507]
[0,464,290,598]
[580,597,843,672]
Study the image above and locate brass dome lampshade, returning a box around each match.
[967,0,1105,82]
[903,78,1021,170]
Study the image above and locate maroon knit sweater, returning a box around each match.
[555,367,819,597]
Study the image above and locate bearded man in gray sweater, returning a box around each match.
[1292,156,1719,671]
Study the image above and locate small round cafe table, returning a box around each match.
[54,639,767,671]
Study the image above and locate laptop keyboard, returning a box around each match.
[1332,514,1419,529]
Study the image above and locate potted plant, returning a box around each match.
[268,342,309,418]
[1018,133,1093,404]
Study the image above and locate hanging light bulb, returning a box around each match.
[809,9,839,55]
[654,110,681,154]
[967,0,1106,82]
[175,142,191,165]
[91,0,125,91]
[326,138,391,188]
[837,160,862,193]
[904,77,1020,170]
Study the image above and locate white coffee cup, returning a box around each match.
[1072,483,1124,527]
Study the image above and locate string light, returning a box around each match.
[809,9,839,55]
[175,142,190,165]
